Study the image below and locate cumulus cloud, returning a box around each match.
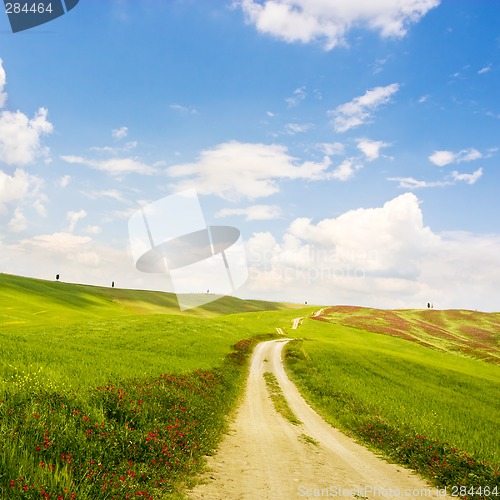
[21,232,91,251]
[330,158,362,181]
[8,208,27,233]
[84,225,102,235]
[0,168,43,213]
[285,86,306,107]
[319,142,345,156]
[429,148,483,167]
[112,126,128,140]
[216,204,282,221]
[0,108,53,166]
[66,209,87,233]
[57,175,71,188]
[329,83,399,132]
[61,155,157,175]
[0,233,176,293]
[356,138,390,161]
[0,63,53,165]
[237,0,440,50]
[0,59,6,108]
[166,141,335,200]
[17,232,101,267]
[244,193,500,310]
[33,194,48,218]
[451,168,483,185]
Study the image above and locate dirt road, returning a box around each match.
[188,333,446,499]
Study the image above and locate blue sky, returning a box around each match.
[1,0,499,310]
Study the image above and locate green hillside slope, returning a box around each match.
[0,273,298,327]
[316,305,500,362]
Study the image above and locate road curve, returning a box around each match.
[188,335,445,499]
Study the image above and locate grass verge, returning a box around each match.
[0,329,265,499]
[285,320,500,497]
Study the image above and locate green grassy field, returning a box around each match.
[0,273,299,326]
[0,273,310,499]
[285,308,500,491]
[320,305,500,362]
[2,273,499,497]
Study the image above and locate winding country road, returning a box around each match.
[188,317,447,499]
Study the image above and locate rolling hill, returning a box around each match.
[314,305,500,363]
[0,272,300,327]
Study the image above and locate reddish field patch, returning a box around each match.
[317,306,499,363]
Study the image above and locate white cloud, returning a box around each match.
[284,122,313,134]
[319,142,345,156]
[0,233,174,293]
[84,225,102,235]
[0,63,52,165]
[16,232,101,268]
[2,195,498,310]
[389,167,483,189]
[418,94,429,103]
[61,155,157,175]
[285,86,306,107]
[387,176,449,189]
[216,204,282,221]
[166,141,334,200]
[329,83,399,132]
[112,126,128,140]
[8,208,27,233]
[169,104,198,115]
[21,232,91,252]
[57,175,71,188]
[244,193,500,310]
[110,206,141,221]
[124,141,138,150]
[428,150,455,167]
[356,138,390,161]
[0,59,7,108]
[237,0,440,50]
[83,189,125,202]
[0,108,53,166]
[0,168,43,213]
[429,148,483,167]
[266,111,276,117]
[478,64,491,75]
[66,209,87,233]
[33,194,48,218]
[92,140,138,155]
[451,168,483,185]
[330,158,361,181]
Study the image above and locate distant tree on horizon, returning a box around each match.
[56,274,60,281]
